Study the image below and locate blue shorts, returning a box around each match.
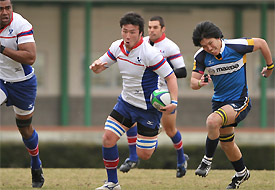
[212,97,251,127]
[113,95,162,131]
[0,75,37,110]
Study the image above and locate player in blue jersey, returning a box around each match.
[119,16,189,178]
[0,0,44,188]
[191,21,273,189]
[90,12,178,190]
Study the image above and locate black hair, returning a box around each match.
[120,12,144,35]
[192,21,224,47]
[149,16,165,28]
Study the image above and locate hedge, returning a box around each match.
[1,143,274,170]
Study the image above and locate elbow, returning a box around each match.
[174,67,187,78]
[26,55,36,65]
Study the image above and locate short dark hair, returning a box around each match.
[192,21,223,47]
[149,16,165,28]
[120,12,144,35]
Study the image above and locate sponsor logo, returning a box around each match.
[137,57,142,63]
[14,67,22,72]
[216,64,239,72]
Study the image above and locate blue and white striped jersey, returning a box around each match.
[193,38,254,102]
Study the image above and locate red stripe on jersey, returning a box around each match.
[103,158,119,169]
[174,141,183,150]
[26,145,39,156]
[117,57,144,66]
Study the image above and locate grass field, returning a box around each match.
[0,168,274,190]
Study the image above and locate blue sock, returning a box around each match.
[205,136,219,158]
[126,126,138,161]
[171,130,185,167]
[103,145,119,183]
[22,130,41,169]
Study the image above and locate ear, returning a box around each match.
[162,26,166,33]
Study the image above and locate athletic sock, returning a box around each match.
[171,130,185,167]
[205,136,219,159]
[103,145,119,183]
[22,129,41,169]
[231,157,246,176]
[126,126,138,161]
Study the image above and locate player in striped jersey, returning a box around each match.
[191,21,273,189]
[0,0,44,188]
[90,12,178,190]
[119,16,189,178]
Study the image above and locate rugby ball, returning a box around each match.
[150,89,171,111]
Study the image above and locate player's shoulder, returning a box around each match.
[194,48,206,59]
[12,12,30,24]
[224,38,253,46]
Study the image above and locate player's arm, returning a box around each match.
[252,38,273,78]
[162,72,178,114]
[89,59,108,74]
[190,71,211,90]
[174,67,187,78]
[0,42,36,65]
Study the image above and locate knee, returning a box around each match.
[220,141,234,151]
[206,115,221,130]
[102,132,118,147]
[219,133,235,151]
[137,150,152,160]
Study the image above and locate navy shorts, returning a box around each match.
[212,97,251,127]
[113,95,162,131]
[0,75,37,111]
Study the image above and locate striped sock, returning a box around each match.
[126,126,138,161]
[103,145,119,183]
[23,130,41,169]
[171,130,185,167]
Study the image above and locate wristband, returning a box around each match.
[0,45,5,54]
[267,63,274,70]
[198,80,202,87]
[171,100,178,106]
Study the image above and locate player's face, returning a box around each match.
[0,0,13,28]
[200,38,222,56]
[148,20,165,42]
[121,24,142,51]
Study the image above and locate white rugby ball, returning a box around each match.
[150,89,171,111]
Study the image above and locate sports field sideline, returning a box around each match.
[1,126,274,146]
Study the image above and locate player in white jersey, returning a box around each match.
[0,0,44,188]
[191,21,273,189]
[119,16,189,178]
[90,12,178,190]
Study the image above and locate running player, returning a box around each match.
[90,12,178,190]
[0,0,44,188]
[119,16,189,178]
[191,21,273,189]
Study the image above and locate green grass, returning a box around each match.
[0,168,274,190]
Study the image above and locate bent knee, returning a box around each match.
[102,132,118,147]
[137,150,153,160]
[206,114,221,129]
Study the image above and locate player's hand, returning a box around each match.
[159,103,177,114]
[198,74,212,87]
[261,66,273,78]
[89,59,107,74]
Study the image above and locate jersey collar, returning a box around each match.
[154,33,166,43]
[120,37,144,56]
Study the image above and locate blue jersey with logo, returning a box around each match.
[193,38,254,102]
